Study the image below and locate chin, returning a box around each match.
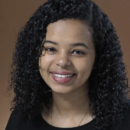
[51,85,75,95]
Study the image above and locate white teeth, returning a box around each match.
[53,74,73,78]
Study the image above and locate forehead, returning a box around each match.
[46,19,92,41]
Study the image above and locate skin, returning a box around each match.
[39,19,96,127]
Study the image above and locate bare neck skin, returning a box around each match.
[51,84,90,118]
[42,83,94,127]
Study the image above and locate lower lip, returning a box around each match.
[51,73,76,83]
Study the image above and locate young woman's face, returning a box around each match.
[39,19,95,94]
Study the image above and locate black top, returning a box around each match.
[6,105,130,130]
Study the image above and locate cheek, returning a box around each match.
[75,57,94,76]
[39,55,54,71]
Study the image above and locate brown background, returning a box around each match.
[0,0,130,129]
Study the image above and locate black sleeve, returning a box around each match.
[5,111,23,130]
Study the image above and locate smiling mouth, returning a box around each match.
[50,73,76,83]
[52,73,75,78]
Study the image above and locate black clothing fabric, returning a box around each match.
[6,105,130,130]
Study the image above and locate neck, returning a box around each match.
[51,84,90,118]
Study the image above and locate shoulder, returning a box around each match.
[123,102,130,123]
[5,111,27,130]
[5,110,46,130]
[115,100,130,130]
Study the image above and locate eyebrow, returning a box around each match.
[44,40,89,49]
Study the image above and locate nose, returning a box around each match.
[55,52,71,68]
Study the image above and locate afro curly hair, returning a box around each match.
[10,0,130,129]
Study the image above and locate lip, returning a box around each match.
[50,71,76,75]
[51,73,76,83]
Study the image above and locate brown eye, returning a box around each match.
[45,47,56,52]
[72,50,85,55]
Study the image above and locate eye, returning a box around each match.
[45,47,56,52]
[72,50,85,55]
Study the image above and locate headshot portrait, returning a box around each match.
[2,0,130,130]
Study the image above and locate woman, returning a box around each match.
[6,0,130,130]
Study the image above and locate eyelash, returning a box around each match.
[44,47,85,55]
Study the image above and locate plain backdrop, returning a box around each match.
[0,0,130,129]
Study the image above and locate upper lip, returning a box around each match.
[50,71,76,75]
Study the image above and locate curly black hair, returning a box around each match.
[10,0,130,129]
